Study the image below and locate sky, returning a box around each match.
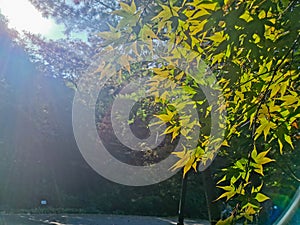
[0,0,87,41]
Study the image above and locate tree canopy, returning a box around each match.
[94,0,300,224]
[1,0,299,224]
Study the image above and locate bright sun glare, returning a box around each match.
[0,0,53,35]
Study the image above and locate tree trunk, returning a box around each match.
[202,167,221,225]
[177,170,188,225]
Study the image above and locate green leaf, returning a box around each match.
[188,60,207,84]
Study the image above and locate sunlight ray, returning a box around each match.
[0,0,62,38]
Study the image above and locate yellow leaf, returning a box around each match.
[240,10,254,22]
[194,146,205,158]
[269,105,281,112]
[183,155,195,176]
[251,145,257,159]
[254,164,264,176]
[244,213,254,222]
[216,185,236,201]
[255,193,270,202]
[212,52,225,64]
[251,183,263,193]
[209,31,226,43]
[172,148,186,159]
[278,138,283,154]
[140,25,157,41]
[171,148,194,171]
[279,95,298,105]
[270,84,281,98]
[224,0,233,5]
[155,108,175,123]
[245,205,256,215]
[118,55,132,73]
[257,157,275,165]
[216,215,233,225]
[152,68,170,78]
[200,2,218,11]
[252,33,260,44]
[191,9,210,19]
[253,149,275,165]
[217,176,227,184]
[172,127,180,141]
[190,20,207,36]
[131,0,136,13]
[280,81,288,96]
[256,149,270,160]
[192,161,198,172]
[221,140,230,147]
[255,117,276,140]
[175,71,185,80]
[119,1,136,14]
[163,125,180,141]
[258,10,266,19]
[155,114,172,123]
[284,134,294,149]
[215,192,230,202]
[236,183,245,195]
[98,31,121,40]
[152,5,173,22]
[258,105,269,118]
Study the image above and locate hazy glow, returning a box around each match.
[0,0,53,35]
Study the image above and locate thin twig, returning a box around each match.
[95,0,116,11]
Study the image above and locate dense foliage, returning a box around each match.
[95,0,300,224]
[1,0,299,224]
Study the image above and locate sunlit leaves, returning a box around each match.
[171,146,201,176]
[255,117,276,141]
[251,147,275,175]
[154,108,175,123]
[91,0,299,223]
[114,0,139,26]
[209,31,227,44]
[140,25,157,41]
[98,30,121,41]
[216,215,233,225]
[239,10,253,23]
[119,1,136,14]
[241,204,259,222]
[255,193,270,203]
[216,184,239,201]
[152,4,178,22]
